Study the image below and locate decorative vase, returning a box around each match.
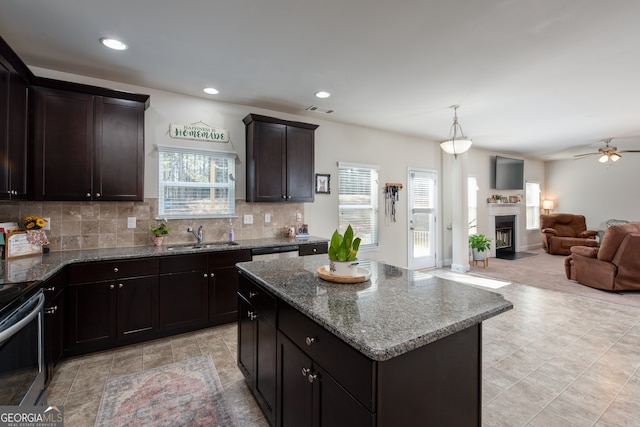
[329,260,360,277]
[472,249,487,260]
[153,236,164,247]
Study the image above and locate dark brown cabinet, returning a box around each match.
[43,270,66,385]
[208,249,252,325]
[65,259,159,355]
[277,332,372,427]
[237,274,277,426]
[244,114,318,203]
[33,87,145,201]
[159,254,209,333]
[298,242,328,256]
[0,58,29,200]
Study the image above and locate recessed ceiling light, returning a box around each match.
[315,91,331,99]
[100,37,127,50]
[203,87,220,95]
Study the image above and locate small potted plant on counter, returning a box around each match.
[328,224,361,276]
[150,223,170,246]
[469,233,492,262]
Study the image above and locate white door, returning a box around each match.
[408,169,437,269]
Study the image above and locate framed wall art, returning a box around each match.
[315,174,330,194]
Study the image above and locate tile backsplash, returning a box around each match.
[0,199,305,252]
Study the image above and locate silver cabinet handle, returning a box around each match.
[204,273,209,278]
[248,311,257,321]
[95,193,101,198]
[113,267,119,273]
[249,291,258,298]
[43,287,56,292]
[305,337,316,346]
[45,305,58,314]
[110,284,115,290]
[118,283,123,289]
[301,367,311,377]
[86,193,91,198]
[307,373,318,383]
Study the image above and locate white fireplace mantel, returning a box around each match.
[487,204,521,258]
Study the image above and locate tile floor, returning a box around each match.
[48,275,640,426]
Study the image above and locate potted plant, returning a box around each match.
[150,223,170,246]
[328,225,361,276]
[469,233,492,260]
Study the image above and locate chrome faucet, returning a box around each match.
[187,226,204,245]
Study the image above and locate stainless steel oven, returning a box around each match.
[0,289,46,406]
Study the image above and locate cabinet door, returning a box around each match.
[237,295,255,381]
[7,72,28,199]
[116,275,159,341]
[255,308,277,424]
[249,121,287,202]
[0,61,9,199]
[34,88,93,200]
[158,271,208,332]
[209,266,240,324]
[44,289,65,385]
[277,331,313,427]
[286,126,315,202]
[315,364,373,427]
[66,281,116,351]
[94,97,144,200]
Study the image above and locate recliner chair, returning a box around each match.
[540,213,598,255]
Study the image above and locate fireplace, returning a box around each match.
[495,215,515,259]
[487,203,521,258]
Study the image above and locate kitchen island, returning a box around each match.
[237,256,513,426]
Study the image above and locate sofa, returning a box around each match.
[564,222,640,291]
[541,213,598,255]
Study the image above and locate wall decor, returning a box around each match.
[315,174,330,194]
[169,122,229,142]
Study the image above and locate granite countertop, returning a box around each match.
[237,256,513,361]
[0,236,328,285]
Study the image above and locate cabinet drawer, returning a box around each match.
[159,253,207,274]
[298,242,328,256]
[69,258,158,283]
[208,249,251,269]
[278,302,375,412]
[238,275,276,326]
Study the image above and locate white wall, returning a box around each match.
[545,158,640,230]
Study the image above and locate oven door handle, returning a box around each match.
[0,292,45,344]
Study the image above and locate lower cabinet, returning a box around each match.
[65,259,159,355]
[43,270,66,385]
[277,332,372,427]
[237,274,277,426]
[208,249,251,324]
[159,254,209,332]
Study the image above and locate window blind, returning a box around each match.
[338,163,379,248]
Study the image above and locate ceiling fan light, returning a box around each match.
[610,153,621,161]
[598,154,609,163]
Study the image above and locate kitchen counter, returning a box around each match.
[0,236,327,285]
[237,255,512,361]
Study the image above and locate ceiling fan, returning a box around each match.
[574,138,640,163]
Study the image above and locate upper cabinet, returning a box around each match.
[244,114,318,202]
[0,40,30,200]
[32,87,146,201]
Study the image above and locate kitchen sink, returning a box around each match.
[166,241,239,251]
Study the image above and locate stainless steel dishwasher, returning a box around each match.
[251,245,300,261]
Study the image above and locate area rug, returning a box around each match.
[95,355,239,427]
[469,248,640,309]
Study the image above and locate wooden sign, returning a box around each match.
[169,122,229,142]
[5,230,43,259]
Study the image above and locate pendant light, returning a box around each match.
[440,105,472,158]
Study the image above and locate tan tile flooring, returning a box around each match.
[48,277,640,426]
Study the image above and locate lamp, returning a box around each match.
[542,199,555,214]
[599,152,621,163]
[440,105,472,158]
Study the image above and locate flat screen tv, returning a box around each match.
[492,156,524,190]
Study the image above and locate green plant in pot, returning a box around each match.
[150,223,170,246]
[469,233,492,260]
[328,225,361,276]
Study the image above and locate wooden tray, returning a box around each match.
[317,266,371,284]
